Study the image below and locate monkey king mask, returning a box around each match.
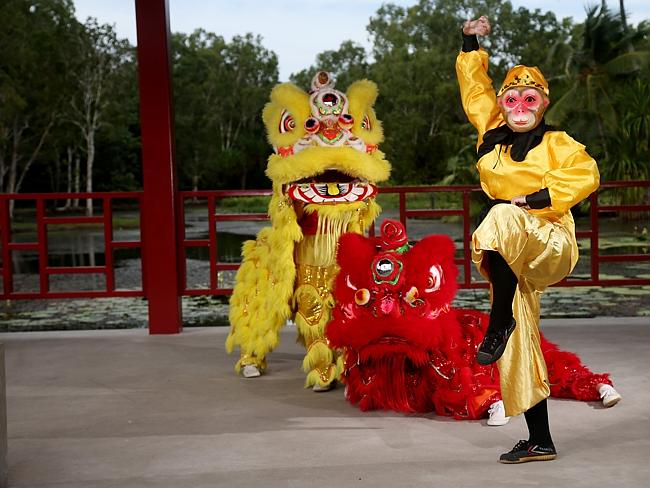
[497,65,550,133]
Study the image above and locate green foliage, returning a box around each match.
[1,0,648,198]
[172,31,278,190]
[362,0,573,185]
[290,40,370,91]
[545,3,650,183]
[216,195,272,213]
[0,0,80,193]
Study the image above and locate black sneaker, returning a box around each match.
[476,318,516,365]
[499,440,557,464]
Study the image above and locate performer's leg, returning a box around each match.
[294,263,341,390]
[477,251,518,365]
[486,250,517,331]
[499,399,557,463]
[524,399,554,447]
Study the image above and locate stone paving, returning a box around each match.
[2,277,649,332]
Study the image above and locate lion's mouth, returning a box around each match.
[286,169,377,204]
[294,169,356,184]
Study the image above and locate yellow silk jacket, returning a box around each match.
[455,48,600,223]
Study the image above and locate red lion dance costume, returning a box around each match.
[326,220,616,419]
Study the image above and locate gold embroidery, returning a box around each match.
[317,364,334,383]
[295,264,338,326]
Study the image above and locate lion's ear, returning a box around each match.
[346,80,383,145]
[406,234,459,282]
[337,232,377,271]
[262,83,311,148]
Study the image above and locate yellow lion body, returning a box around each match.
[226,73,390,387]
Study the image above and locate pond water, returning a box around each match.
[3,207,648,289]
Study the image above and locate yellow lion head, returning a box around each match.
[262,71,391,201]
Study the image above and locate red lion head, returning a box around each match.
[327,219,485,413]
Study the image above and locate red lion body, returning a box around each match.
[326,220,611,419]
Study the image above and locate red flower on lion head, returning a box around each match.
[379,219,408,251]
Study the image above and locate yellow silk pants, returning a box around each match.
[472,204,577,416]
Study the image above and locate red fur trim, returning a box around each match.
[542,335,612,400]
[327,223,614,420]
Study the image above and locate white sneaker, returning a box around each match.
[312,383,333,392]
[598,384,622,408]
[487,400,510,426]
[242,364,261,378]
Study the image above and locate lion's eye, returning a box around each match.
[355,288,370,305]
[425,264,443,293]
[360,114,371,130]
[279,110,295,133]
[375,258,394,277]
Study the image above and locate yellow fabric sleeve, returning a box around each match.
[455,48,503,146]
[543,132,600,214]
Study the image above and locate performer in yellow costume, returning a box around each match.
[456,16,600,463]
[226,71,390,390]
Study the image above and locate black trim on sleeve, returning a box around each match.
[462,33,479,52]
[526,188,551,209]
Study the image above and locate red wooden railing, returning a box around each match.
[177,180,650,294]
[1,181,649,301]
[177,190,270,296]
[0,192,144,299]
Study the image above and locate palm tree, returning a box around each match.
[545,3,649,160]
[619,0,627,31]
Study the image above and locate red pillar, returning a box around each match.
[135,0,182,333]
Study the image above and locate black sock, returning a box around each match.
[486,251,517,333]
[524,399,554,447]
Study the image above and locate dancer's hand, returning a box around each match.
[511,195,530,209]
[463,16,491,37]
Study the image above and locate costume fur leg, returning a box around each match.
[226,198,301,373]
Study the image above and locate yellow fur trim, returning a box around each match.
[233,355,267,373]
[304,364,339,388]
[302,339,334,372]
[262,83,311,148]
[229,75,391,381]
[226,220,300,363]
[265,146,390,186]
[347,79,384,145]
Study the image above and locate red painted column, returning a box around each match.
[135,0,182,333]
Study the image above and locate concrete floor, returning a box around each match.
[1,317,648,488]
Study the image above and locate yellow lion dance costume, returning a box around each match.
[226,71,391,390]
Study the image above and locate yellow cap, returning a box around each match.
[497,65,549,97]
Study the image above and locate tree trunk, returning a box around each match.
[85,131,95,216]
[192,173,199,203]
[240,169,247,190]
[620,0,627,29]
[60,146,73,210]
[8,115,55,216]
[73,152,81,208]
[596,115,610,163]
[8,121,21,215]
[0,127,6,193]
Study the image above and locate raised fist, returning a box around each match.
[463,16,491,36]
